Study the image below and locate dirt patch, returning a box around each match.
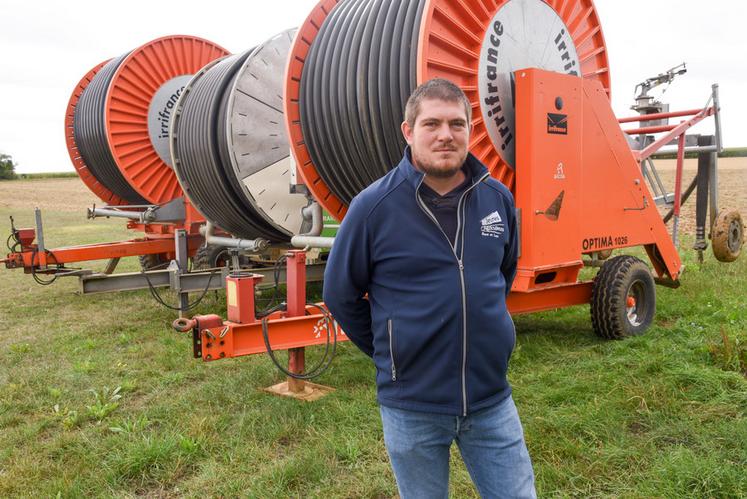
[651,158,746,237]
[0,179,98,213]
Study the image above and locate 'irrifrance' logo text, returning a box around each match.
[554,29,578,76]
[156,87,184,139]
[477,0,582,169]
[480,210,505,239]
[482,20,512,153]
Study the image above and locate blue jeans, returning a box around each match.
[380,396,536,499]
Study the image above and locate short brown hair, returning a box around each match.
[404,78,472,127]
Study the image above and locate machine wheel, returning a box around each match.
[712,209,743,262]
[591,255,656,340]
[192,244,230,270]
[138,253,170,271]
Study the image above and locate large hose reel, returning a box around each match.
[171,30,308,242]
[285,0,611,220]
[66,36,229,205]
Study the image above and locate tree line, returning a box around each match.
[0,153,17,180]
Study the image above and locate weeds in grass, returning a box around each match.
[86,386,123,422]
[109,414,151,435]
[708,328,747,376]
[52,405,82,430]
[107,433,203,486]
[9,343,31,354]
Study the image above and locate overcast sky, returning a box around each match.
[1,0,745,173]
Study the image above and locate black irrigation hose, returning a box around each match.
[255,254,336,380]
[6,232,21,253]
[261,302,337,380]
[141,267,221,312]
[255,254,288,316]
[73,53,148,204]
[30,248,60,286]
[172,51,286,242]
[299,0,425,205]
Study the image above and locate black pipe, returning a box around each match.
[74,53,148,204]
[172,51,288,242]
[694,135,714,247]
[299,0,425,205]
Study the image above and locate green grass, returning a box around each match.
[720,147,747,158]
[1,182,746,497]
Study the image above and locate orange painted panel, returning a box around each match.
[514,69,681,281]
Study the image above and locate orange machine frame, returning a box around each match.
[2,199,205,272]
[512,68,681,294]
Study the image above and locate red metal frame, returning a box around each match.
[617,108,703,124]
[3,237,202,270]
[617,96,718,246]
[2,197,206,272]
[180,252,594,363]
[620,107,716,162]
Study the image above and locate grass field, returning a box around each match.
[1,177,746,498]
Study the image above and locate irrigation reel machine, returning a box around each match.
[3,31,326,316]
[3,0,743,399]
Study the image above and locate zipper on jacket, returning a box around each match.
[388,318,397,381]
[415,172,489,416]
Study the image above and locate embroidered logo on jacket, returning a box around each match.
[480,211,505,238]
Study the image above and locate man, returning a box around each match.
[323,78,535,498]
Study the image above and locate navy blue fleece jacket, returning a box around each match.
[323,150,518,416]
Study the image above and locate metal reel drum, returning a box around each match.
[224,29,307,237]
[172,30,308,242]
[105,36,229,205]
[65,59,130,206]
[285,0,611,220]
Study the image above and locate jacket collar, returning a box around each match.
[397,146,490,190]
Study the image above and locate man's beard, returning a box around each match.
[412,149,468,179]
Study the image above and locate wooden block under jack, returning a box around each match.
[263,380,335,401]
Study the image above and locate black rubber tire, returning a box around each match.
[192,244,230,270]
[591,255,656,340]
[711,209,743,263]
[138,253,170,271]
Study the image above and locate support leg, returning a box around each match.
[263,250,334,401]
[175,229,189,318]
[694,136,714,263]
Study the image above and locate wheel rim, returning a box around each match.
[728,219,743,253]
[626,280,647,327]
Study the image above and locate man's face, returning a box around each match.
[401,98,470,178]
